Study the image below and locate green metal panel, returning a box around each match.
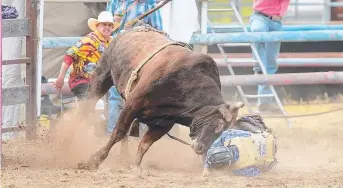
[208,0,253,25]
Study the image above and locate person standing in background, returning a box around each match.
[54,11,119,100]
[250,0,290,112]
[108,0,163,33]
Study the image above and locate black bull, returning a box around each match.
[76,26,244,170]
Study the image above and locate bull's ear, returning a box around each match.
[215,119,225,134]
[218,103,233,122]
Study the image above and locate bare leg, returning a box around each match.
[133,124,173,169]
[77,104,137,170]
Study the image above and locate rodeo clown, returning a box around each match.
[202,115,278,177]
[54,11,120,100]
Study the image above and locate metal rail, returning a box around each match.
[220,71,343,87]
[207,25,343,33]
[39,71,343,95]
[213,58,343,68]
[41,30,343,48]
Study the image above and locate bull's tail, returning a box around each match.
[75,52,114,117]
[88,52,114,101]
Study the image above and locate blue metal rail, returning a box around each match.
[42,30,343,49]
[208,25,343,33]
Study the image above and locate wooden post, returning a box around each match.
[0,0,3,155]
[25,0,38,139]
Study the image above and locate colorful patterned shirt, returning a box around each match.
[63,31,112,89]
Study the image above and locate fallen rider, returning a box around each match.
[202,115,278,177]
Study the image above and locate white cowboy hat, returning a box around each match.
[87,11,121,32]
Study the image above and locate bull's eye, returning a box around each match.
[219,119,225,125]
[214,119,225,134]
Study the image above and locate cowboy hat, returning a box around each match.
[87,11,121,32]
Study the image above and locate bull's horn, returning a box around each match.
[218,102,244,122]
[227,102,245,130]
[234,102,244,108]
[229,102,244,113]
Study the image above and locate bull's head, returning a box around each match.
[190,102,244,155]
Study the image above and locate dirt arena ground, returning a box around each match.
[1,103,343,188]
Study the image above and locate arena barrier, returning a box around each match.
[39,29,343,95]
[208,25,343,33]
[220,71,343,87]
[191,30,343,45]
[1,2,2,141]
[41,30,343,49]
[40,71,343,95]
[213,58,343,68]
[1,0,38,138]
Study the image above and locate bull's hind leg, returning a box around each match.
[119,118,141,161]
[77,103,138,170]
[132,123,174,171]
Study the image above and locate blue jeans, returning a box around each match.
[250,13,282,106]
[107,86,147,135]
[107,86,123,134]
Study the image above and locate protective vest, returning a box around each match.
[224,131,277,171]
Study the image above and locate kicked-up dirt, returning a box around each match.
[1,104,343,188]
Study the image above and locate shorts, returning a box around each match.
[70,83,90,100]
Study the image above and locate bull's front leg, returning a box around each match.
[77,104,137,170]
[131,124,173,171]
[118,119,141,162]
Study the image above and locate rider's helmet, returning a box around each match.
[206,145,236,169]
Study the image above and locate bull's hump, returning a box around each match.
[122,32,167,48]
[119,32,173,65]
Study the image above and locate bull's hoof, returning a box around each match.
[77,161,99,170]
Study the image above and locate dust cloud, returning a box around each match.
[1,100,343,188]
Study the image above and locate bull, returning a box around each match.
[76,24,244,170]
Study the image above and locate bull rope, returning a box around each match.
[166,133,191,146]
